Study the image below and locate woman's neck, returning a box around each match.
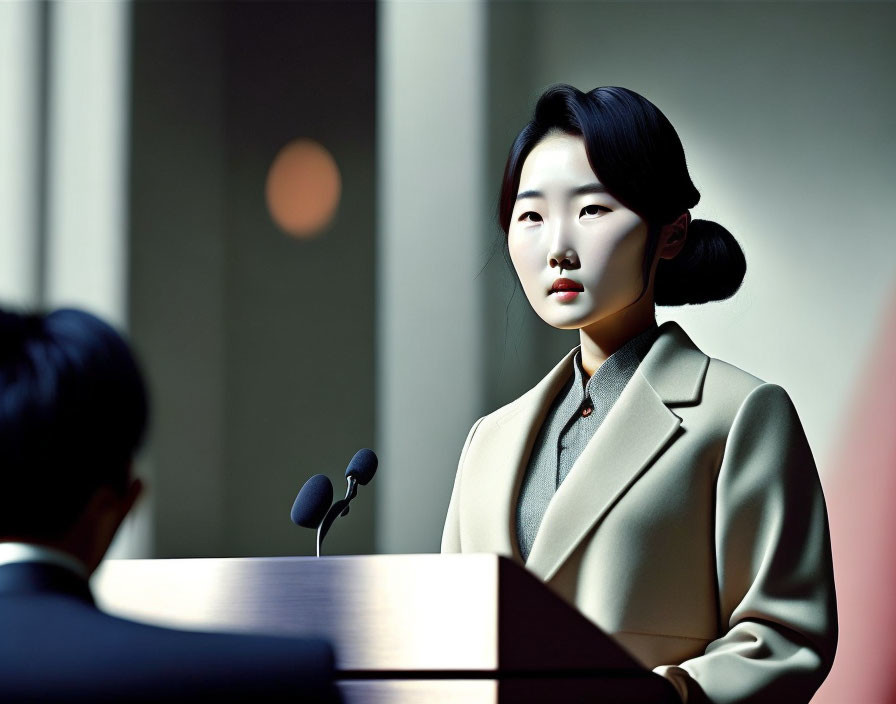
[578,308,657,377]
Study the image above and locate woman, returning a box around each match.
[441,85,837,703]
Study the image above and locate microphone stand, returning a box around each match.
[315,476,358,557]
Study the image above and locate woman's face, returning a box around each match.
[508,132,649,332]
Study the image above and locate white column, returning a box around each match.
[45,0,131,328]
[43,1,148,558]
[0,1,40,307]
[377,0,486,553]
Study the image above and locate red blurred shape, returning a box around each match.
[814,291,896,703]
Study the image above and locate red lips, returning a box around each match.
[550,278,584,294]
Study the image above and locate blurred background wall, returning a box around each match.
[128,1,377,559]
[0,0,377,559]
[1,1,894,697]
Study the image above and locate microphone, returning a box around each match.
[345,448,377,486]
[289,449,379,557]
[290,474,334,529]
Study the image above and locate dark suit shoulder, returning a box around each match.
[0,582,338,703]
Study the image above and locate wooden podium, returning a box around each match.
[93,554,674,703]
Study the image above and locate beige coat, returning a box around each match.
[441,321,837,703]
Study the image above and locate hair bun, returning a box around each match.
[655,218,746,306]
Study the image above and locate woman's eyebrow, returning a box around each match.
[571,183,608,196]
[516,183,608,202]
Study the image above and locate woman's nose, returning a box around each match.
[548,250,578,270]
[547,221,579,270]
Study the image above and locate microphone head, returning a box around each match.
[345,448,378,485]
[290,474,334,528]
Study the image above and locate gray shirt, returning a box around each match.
[515,324,660,561]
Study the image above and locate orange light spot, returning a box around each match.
[265,139,341,238]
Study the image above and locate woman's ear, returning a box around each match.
[658,213,689,260]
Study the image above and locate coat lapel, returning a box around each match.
[514,321,708,582]
[524,371,681,581]
[471,348,579,561]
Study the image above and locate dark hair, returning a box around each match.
[499,84,746,305]
[0,307,149,540]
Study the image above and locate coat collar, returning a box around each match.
[0,560,95,604]
[482,320,708,581]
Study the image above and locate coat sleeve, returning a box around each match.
[441,416,484,553]
[654,383,838,704]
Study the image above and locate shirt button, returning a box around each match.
[581,404,593,417]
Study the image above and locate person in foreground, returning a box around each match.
[0,307,338,703]
[441,85,837,703]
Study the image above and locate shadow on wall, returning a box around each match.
[813,286,896,703]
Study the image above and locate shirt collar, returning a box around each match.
[0,541,89,580]
[572,322,660,404]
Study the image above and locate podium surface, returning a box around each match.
[94,554,673,702]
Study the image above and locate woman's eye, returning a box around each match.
[580,204,610,219]
[518,211,543,223]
